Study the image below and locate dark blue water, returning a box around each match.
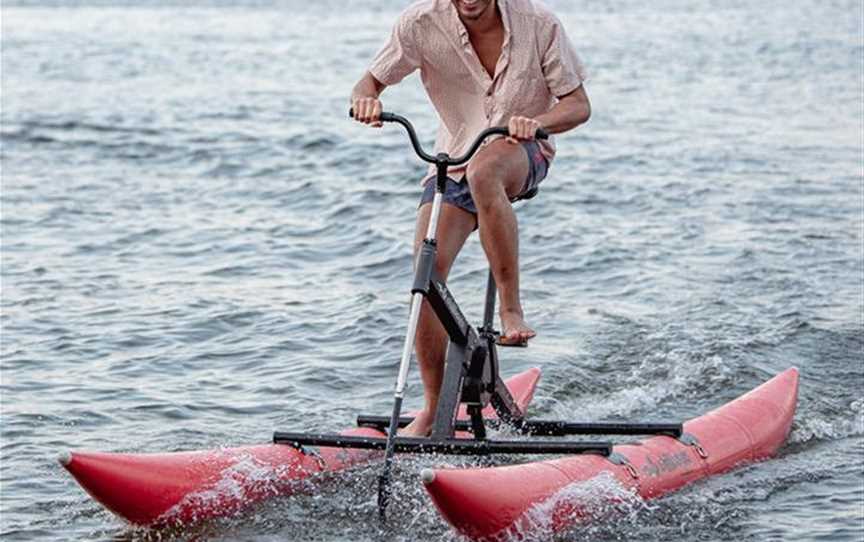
[2,1,862,540]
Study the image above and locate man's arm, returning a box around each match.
[351,72,387,127]
[508,86,590,141]
[536,86,591,133]
[353,9,420,126]
[351,72,387,125]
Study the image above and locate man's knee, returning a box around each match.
[467,160,508,207]
[466,144,526,204]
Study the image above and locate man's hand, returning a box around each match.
[351,96,384,127]
[506,116,542,143]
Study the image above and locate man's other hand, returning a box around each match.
[506,116,542,143]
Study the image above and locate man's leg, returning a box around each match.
[401,202,477,437]
[466,139,535,345]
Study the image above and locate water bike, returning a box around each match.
[60,113,798,538]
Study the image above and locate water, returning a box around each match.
[1,0,862,540]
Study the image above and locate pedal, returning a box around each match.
[495,338,529,348]
[492,331,529,348]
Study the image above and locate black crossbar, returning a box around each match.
[356,415,682,437]
[273,431,613,456]
[517,420,683,437]
[356,415,492,432]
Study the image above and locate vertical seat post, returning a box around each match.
[482,270,497,332]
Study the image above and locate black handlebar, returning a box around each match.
[349,109,548,167]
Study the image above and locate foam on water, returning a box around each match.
[483,471,644,542]
[789,398,864,445]
[156,451,313,527]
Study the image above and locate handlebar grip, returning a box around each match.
[535,128,550,140]
[349,108,396,123]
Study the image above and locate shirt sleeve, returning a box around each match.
[541,16,587,98]
[368,13,422,86]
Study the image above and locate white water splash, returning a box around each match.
[550,351,732,421]
[789,398,864,444]
[482,471,646,542]
[156,451,313,526]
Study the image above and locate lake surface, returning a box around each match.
[2,1,862,540]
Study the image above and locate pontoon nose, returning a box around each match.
[58,451,72,467]
[420,468,435,483]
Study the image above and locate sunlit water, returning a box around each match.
[2,1,862,540]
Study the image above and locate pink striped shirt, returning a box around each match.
[368,0,586,179]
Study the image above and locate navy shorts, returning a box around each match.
[419,140,549,216]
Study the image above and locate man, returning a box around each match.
[351,0,590,436]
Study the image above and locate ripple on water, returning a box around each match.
[1,1,862,541]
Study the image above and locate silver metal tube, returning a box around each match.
[394,293,424,396]
[425,191,443,241]
[393,189,445,396]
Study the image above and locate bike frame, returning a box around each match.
[273,112,685,521]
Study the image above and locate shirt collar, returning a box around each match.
[448,0,511,46]
[500,0,512,45]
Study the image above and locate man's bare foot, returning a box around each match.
[400,409,434,437]
[499,308,536,345]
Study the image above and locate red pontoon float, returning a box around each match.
[423,368,799,540]
[61,368,541,526]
